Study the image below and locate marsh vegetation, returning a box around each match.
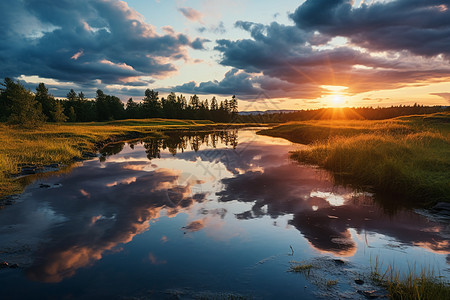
[259,112,450,206]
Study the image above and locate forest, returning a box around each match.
[1,77,448,127]
[0,78,238,126]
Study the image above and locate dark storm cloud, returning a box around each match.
[0,0,206,88]
[291,0,450,58]
[165,68,261,98]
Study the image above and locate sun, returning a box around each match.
[332,95,344,106]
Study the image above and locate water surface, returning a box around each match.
[0,129,448,299]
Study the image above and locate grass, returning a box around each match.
[370,258,450,300]
[258,112,450,206]
[326,280,338,286]
[0,119,250,199]
[288,261,314,275]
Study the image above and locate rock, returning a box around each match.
[0,262,8,269]
[45,163,60,168]
[18,164,36,168]
[357,290,380,299]
[355,279,364,285]
[431,202,450,216]
[333,259,345,265]
[9,263,19,269]
[5,200,14,205]
[82,152,98,158]
[39,184,51,188]
[21,168,36,175]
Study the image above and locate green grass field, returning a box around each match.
[0,119,238,198]
[258,112,450,206]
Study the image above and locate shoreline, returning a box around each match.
[257,112,450,209]
[0,120,267,201]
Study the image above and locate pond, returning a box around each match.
[0,128,448,299]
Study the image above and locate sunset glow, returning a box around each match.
[0,0,449,110]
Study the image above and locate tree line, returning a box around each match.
[0,78,238,126]
[99,130,238,162]
[1,77,448,127]
[235,105,449,123]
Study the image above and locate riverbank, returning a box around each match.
[258,112,450,207]
[0,119,262,199]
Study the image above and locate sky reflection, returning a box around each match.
[0,129,448,289]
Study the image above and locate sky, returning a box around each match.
[1,0,450,111]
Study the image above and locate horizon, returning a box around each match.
[2,0,450,111]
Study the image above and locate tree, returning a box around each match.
[67,106,77,122]
[142,89,160,117]
[210,97,218,110]
[8,80,46,127]
[126,98,139,119]
[67,89,77,102]
[95,89,109,121]
[163,92,177,118]
[51,101,68,123]
[229,95,238,115]
[35,83,56,122]
[0,78,18,121]
[189,94,200,110]
[106,95,125,120]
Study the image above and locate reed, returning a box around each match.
[370,258,450,300]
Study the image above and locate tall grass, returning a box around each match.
[259,112,450,206]
[371,258,450,300]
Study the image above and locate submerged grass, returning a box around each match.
[288,261,315,277]
[0,119,247,198]
[258,112,450,206]
[370,258,450,300]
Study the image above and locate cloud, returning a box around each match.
[24,163,206,283]
[197,22,227,34]
[182,220,205,233]
[431,92,450,103]
[0,0,206,94]
[216,146,450,257]
[210,15,450,100]
[164,68,261,98]
[290,0,450,58]
[178,7,203,23]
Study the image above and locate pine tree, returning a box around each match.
[189,94,200,110]
[67,89,77,102]
[8,81,46,127]
[230,95,238,115]
[0,78,19,121]
[142,89,160,117]
[210,97,218,110]
[67,106,77,122]
[51,101,68,123]
[35,83,56,121]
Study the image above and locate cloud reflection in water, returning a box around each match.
[13,129,448,283]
